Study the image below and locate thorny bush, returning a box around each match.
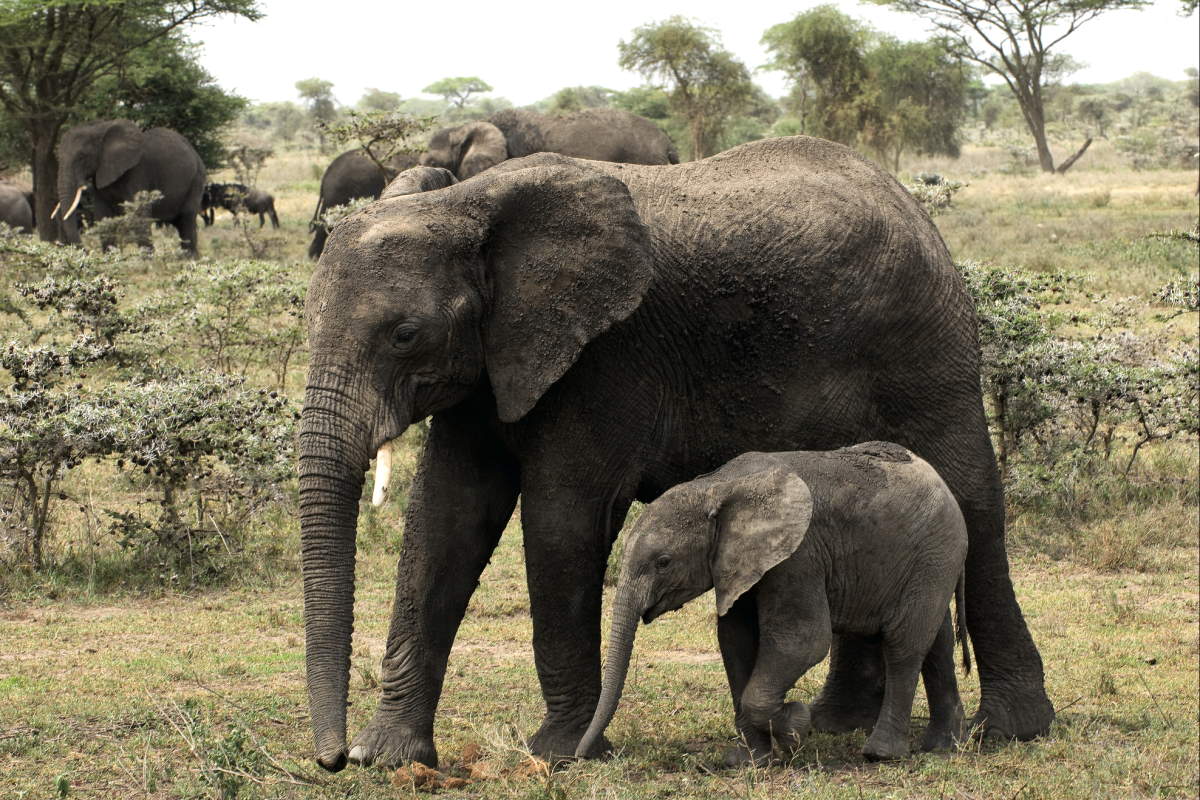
[959,260,1198,520]
[0,233,298,582]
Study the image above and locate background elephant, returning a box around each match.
[306,150,419,259]
[54,119,205,253]
[202,182,280,228]
[299,137,1052,772]
[0,184,33,233]
[578,444,970,765]
[419,107,678,180]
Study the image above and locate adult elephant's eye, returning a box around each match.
[654,555,671,571]
[391,322,420,349]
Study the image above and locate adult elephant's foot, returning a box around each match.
[346,715,437,769]
[972,686,1055,741]
[529,719,610,762]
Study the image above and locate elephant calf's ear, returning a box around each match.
[712,468,814,617]
[479,161,653,422]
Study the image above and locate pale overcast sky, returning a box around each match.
[194,0,1199,107]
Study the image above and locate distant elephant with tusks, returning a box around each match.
[54,119,205,253]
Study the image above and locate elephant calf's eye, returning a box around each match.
[654,555,671,571]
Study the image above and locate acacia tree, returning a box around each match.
[618,17,755,160]
[870,0,1149,172]
[0,0,261,241]
[295,77,336,152]
[422,76,493,110]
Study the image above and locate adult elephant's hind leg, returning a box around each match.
[350,410,519,769]
[522,487,629,761]
[923,417,1054,741]
[810,633,885,733]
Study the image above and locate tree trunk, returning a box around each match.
[30,117,63,242]
[1055,137,1093,174]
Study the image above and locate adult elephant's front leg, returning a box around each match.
[522,488,626,761]
[350,415,518,768]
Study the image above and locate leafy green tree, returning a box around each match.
[1077,95,1112,136]
[358,88,404,113]
[764,8,968,170]
[762,6,872,142]
[0,0,261,240]
[863,36,969,170]
[240,101,305,142]
[542,86,615,113]
[422,76,493,110]
[618,16,755,159]
[868,0,1150,172]
[295,77,337,152]
[86,36,246,169]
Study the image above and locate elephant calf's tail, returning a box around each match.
[954,571,972,675]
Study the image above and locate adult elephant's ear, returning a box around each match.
[379,166,457,200]
[709,466,814,616]
[457,122,508,180]
[477,158,653,422]
[96,121,145,189]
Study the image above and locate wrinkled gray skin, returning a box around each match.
[56,119,205,253]
[578,444,971,765]
[307,150,420,259]
[299,136,1053,773]
[419,108,678,180]
[0,184,33,233]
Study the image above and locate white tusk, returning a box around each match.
[63,184,85,219]
[371,441,393,507]
[50,202,61,219]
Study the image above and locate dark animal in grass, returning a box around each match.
[577,444,972,766]
[55,119,204,254]
[202,182,280,228]
[298,136,1053,772]
[419,107,678,181]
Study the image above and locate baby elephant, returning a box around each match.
[577,442,971,765]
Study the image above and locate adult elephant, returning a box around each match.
[0,184,34,233]
[54,119,205,253]
[419,107,678,180]
[299,136,1053,772]
[307,150,419,259]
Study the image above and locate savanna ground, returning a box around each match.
[1,141,1197,799]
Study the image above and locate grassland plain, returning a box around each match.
[0,143,1197,799]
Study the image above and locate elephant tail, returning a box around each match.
[954,570,972,675]
[309,196,325,233]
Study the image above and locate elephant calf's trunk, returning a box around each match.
[576,578,647,758]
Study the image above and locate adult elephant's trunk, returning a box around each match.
[298,367,375,771]
[576,575,650,757]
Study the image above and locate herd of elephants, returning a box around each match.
[3,106,1059,773]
